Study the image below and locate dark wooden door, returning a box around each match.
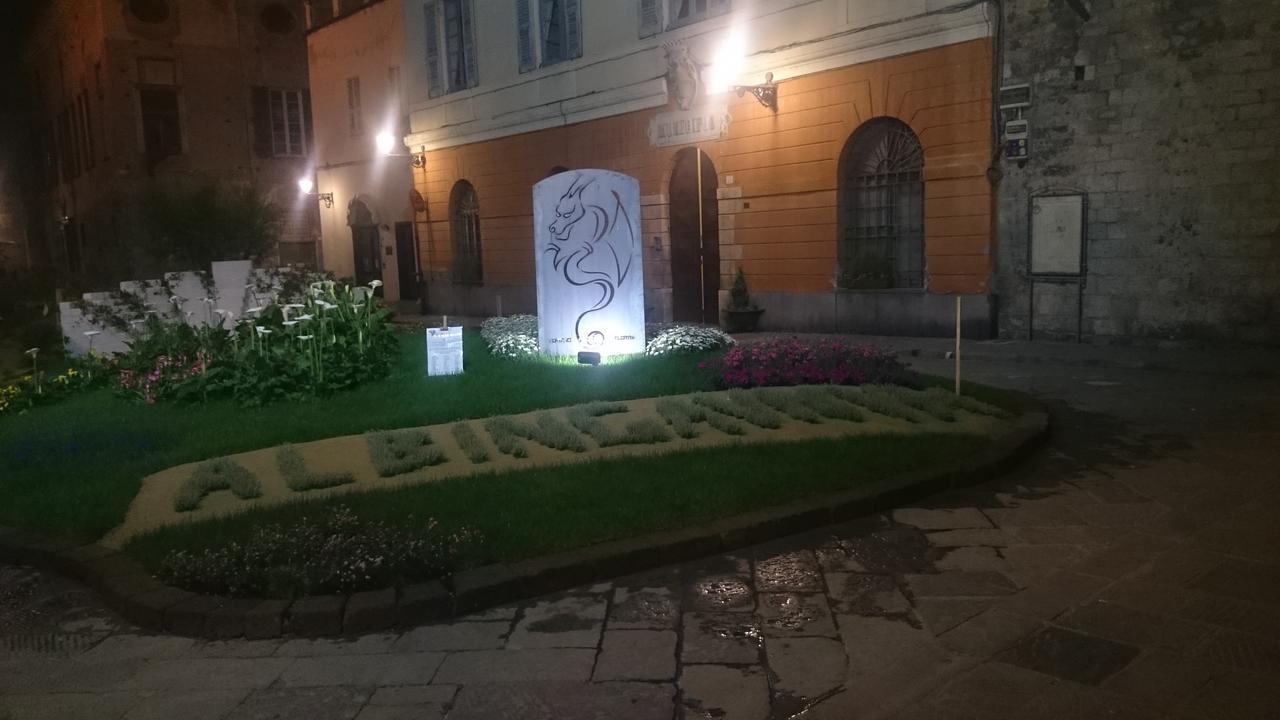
[394,221,419,301]
[669,148,720,324]
[351,225,381,290]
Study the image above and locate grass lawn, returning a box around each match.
[0,330,719,541]
[124,432,989,585]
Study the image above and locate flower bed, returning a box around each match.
[157,506,478,599]
[479,315,539,359]
[704,337,911,389]
[645,324,736,356]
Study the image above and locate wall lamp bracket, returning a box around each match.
[317,193,334,209]
[410,152,426,169]
[734,72,778,111]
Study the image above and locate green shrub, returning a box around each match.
[655,397,745,437]
[480,315,540,359]
[645,325,736,356]
[451,422,490,464]
[754,387,823,423]
[691,391,784,429]
[885,386,957,422]
[928,387,1011,419]
[791,386,865,422]
[173,458,261,512]
[834,386,926,423]
[277,445,355,491]
[482,417,530,458]
[366,429,446,477]
[155,506,479,598]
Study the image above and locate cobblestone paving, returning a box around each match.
[2,359,1278,719]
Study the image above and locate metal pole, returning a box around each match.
[695,147,705,323]
[955,295,962,395]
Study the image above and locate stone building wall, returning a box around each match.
[995,0,1280,345]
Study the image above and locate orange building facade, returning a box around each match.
[404,2,996,336]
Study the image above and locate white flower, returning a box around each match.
[285,303,305,309]
[352,304,363,311]
[298,335,314,341]
[246,306,264,314]
[255,326,272,335]
[83,330,102,337]
[169,295,182,304]
[296,314,314,321]
[283,321,298,327]
[24,348,39,357]
[202,297,217,304]
[368,280,383,289]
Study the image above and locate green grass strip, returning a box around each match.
[173,458,261,513]
[365,429,447,477]
[450,422,490,464]
[277,445,356,492]
[126,433,990,572]
[484,414,587,453]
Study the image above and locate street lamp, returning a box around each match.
[377,129,426,168]
[298,177,333,208]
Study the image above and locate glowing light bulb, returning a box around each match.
[376,131,396,156]
[297,177,314,195]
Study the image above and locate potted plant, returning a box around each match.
[722,268,764,333]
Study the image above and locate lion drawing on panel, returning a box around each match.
[545,174,636,346]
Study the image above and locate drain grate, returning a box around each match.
[0,632,102,657]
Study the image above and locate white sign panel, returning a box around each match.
[533,170,645,358]
[1030,194,1085,276]
[648,105,730,148]
[426,326,464,376]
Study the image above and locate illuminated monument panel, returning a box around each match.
[533,170,646,358]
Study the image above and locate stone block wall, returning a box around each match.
[996,0,1280,345]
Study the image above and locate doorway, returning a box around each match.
[669,147,720,324]
[394,221,419,301]
[348,199,381,292]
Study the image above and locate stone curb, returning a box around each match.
[0,405,1049,640]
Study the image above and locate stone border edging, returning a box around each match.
[0,407,1049,640]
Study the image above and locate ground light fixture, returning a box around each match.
[577,351,602,366]
[376,130,427,168]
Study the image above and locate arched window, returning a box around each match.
[450,180,483,285]
[837,117,925,289]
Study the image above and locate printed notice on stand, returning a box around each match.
[426,327,464,376]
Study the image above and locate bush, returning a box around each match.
[703,337,911,389]
[0,352,115,415]
[113,280,397,406]
[645,325,736,356]
[480,315,540,359]
[155,506,479,598]
[174,459,261,512]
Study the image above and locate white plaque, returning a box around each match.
[1030,194,1085,276]
[533,170,645,358]
[648,105,730,148]
[426,326,464,376]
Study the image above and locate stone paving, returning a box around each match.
[2,356,1279,719]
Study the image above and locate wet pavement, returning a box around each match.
[3,350,1280,719]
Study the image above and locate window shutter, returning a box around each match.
[710,0,730,14]
[250,86,272,158]
[638,0,661,38]
[564,0,582,60]
[516,0,535,73]
[302,89,314,156]
[461,0,479,89]
[423,1,442,98]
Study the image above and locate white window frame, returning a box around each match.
[640,0,729,38]
[517,0,582,72]
[424,0,479,98]
[268,88,309,157]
